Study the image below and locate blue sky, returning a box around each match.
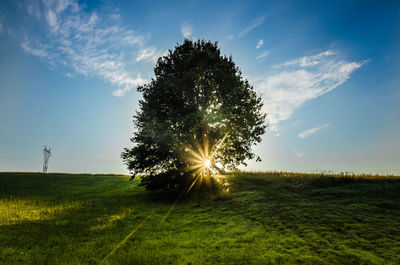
[0,0,399,174]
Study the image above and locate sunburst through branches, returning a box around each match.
[183,133,228,181]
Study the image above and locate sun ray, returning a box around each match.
[182,132,229,182]
[185,164,204,171]
[186,147,205,162]
[209,132,229,157]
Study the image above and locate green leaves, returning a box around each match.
[122,39,267,190]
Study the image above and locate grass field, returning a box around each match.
[1,172,400,264]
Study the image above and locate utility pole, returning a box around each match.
[43,146,51,173]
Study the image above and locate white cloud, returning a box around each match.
[27,4,41,18]
[46,9,58,31]
[136,47,166,63]
[21,40,48,58]
[238,16,265,38]
[274,50,335,68]
[112,73,146,97]
[54,0,79,14]
[253,51,364,133]
[256,51,269,59]
[20,0,155,96]
[256,39,263,49]
[298,124,329,139]
[181,22,193,38]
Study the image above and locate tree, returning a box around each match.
[122,39,266,191]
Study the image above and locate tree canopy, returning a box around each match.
[122,39,266,190]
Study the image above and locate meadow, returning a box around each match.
[1,171,399,264]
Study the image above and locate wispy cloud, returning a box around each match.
[298,124,329,139]
[256,39,263,49]
[253,51,364,133]
[26,3,41,18]
[256,51,269,59]
[238,16,265,38]
[274,50,335,68]
[21,40,48,58]
[136,47,166,63]
[112,73,146,97]
[19,0,155,96]
[181,22,193,38]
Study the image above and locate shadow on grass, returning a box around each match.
[211,172,400,263]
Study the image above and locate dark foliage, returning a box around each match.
[122,39,267,190]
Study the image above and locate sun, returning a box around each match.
[183,133,228,177]
[183,139,214,176]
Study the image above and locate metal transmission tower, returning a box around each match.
[43,146,51,173]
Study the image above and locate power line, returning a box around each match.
[43,146,51,173]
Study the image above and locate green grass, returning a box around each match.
[1,172,400,264]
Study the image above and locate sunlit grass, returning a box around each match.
[1,171,400,264]
[0,198,82,225]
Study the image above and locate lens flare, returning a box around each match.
[183,132,228,177]
[204,159,211,169]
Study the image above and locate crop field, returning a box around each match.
[1,172,400,264]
